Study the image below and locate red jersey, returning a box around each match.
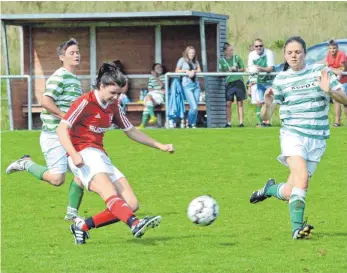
[326,50,347,84]
[62,90,133,153]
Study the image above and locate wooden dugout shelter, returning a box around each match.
[1,11,229,130]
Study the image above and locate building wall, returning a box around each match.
[204,19,227,128]
[12,18,227,129]
[96,26,155,74]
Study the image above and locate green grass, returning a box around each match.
[2,128,347,273]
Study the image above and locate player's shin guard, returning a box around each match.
[84,209,120,231]
[289,187,306,232]
[68,180,84,210]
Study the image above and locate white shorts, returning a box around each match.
[68,147,125,190]
[277,129,326,177]
[148,92,164,105]
[250,84,260,104]
[40,131,67,174]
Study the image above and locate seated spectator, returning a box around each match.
[247,38,275,127]
[219,42,246,127]
[138,63,166,129]
[175,46,201,128]
[326,40,347,127]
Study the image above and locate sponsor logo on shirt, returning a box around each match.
[89,125,108,134]
[291,82,316,91]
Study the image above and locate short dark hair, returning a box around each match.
[95,62,127,90]
[328,40,338,48]
[57,38,78,56]
[152,63,166,74]
[223,42,231,51]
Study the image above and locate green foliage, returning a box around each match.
[270,39,285,51]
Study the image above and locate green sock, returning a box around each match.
[142,111,149,125]
[256,106,262,124]
[26,161,48,180]
[289,187,306,232]
[147,105,155,117]
[265,183,286,200]
[68,180,84,211]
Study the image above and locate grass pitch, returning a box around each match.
[1,128,347,273]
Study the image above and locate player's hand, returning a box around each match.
[318,69,331,93]
[264,88,274,106]
[160,144,175,154]
[71,153,84,168]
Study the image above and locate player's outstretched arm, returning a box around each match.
[124,127,174,154]
[57,122,84,167]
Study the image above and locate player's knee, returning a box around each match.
[49,175,65,186]
[50,178,65,186]
[226,101,232,107]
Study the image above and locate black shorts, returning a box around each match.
[225,80,246,102]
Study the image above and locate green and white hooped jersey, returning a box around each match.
[248,49,275,83]
[273,64,342,139]
[40,67,82,132]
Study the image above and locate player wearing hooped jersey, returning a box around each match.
[249,36,347,239]
[6,38,85,221]
[57,62,174,244]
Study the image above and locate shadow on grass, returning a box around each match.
[124,234,237,246]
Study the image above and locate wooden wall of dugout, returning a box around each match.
[12,21,218,129]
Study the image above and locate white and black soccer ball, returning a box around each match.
[187,195,219,226]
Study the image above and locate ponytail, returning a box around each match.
[95,62,127,89]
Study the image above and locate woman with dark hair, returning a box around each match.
[249,36,347,239]
[57,62,174,244]
[175,46,202,128]
[138,63,166,129]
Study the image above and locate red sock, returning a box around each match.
[92,209,116,227]
[106,195,138,226]
[81,210,120,231]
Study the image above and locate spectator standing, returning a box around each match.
[219,43,246,127]
[326,40,347,126]
[175,46,201,128]
[248,38,275,127]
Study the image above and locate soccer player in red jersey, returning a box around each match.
[57,62,174,244]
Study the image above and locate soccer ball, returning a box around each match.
[248,65,259,75]
[187,195,219,226]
